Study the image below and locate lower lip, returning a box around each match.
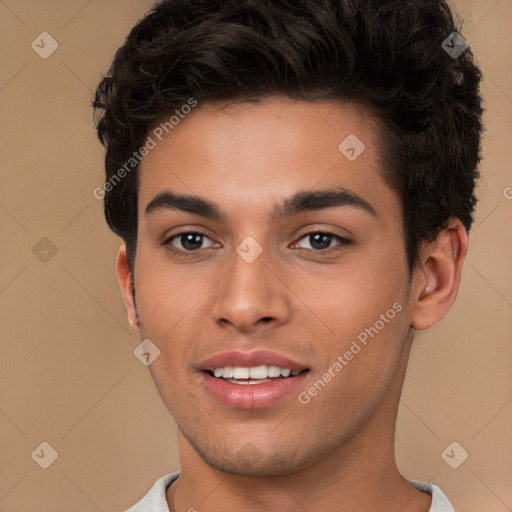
[202,371,309,409]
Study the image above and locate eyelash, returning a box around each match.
[162,230,351,258]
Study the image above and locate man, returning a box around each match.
[93,0,483,510]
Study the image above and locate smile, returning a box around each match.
[199,350,310,409]
[202,367,309,408]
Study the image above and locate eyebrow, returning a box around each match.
[144,186,377,223]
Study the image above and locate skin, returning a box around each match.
[116,97,468,512]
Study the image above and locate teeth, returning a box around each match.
[268,365,281,378]
[211,365,301,379]
[221,366,234,378]
[225,378,272,385]
[233,367,250,379]
[249,365,267,379]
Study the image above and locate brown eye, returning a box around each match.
[164,232,216,252]
[293,231,351,252]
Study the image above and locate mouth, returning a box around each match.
[198,351,310,409]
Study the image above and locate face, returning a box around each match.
[125,97,417,476]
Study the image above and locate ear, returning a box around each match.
[116,243,140,333]
[410,218,469,331]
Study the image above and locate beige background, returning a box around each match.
[1,1,511,511]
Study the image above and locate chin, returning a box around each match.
[187,433,317,478]
[202,453,300,478]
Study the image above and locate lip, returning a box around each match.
[202,370,309,409]
[198,349,310,410]
[198,349,309,372]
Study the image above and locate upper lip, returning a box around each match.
[198,349,309,372]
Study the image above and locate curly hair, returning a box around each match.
[93,0,484,274]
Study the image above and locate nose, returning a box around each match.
[211,245,292,334]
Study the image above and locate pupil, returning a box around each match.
[182,233,202,250]
[310,233,331,250]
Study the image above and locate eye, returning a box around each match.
[162,230,351,257]
[164,231,218,252]
[292,231,351,253]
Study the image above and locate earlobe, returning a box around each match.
[410,219,469,331]
[115,243,140,333]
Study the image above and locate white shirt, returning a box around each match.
[125,471,455,512]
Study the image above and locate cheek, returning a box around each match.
[133,250,212,340]
[298,300,409,428]
[293,258,407,341]
[296,246,410,387]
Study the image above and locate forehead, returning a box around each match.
[137,97,398,223]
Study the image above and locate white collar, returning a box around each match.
[126,472,455,512]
